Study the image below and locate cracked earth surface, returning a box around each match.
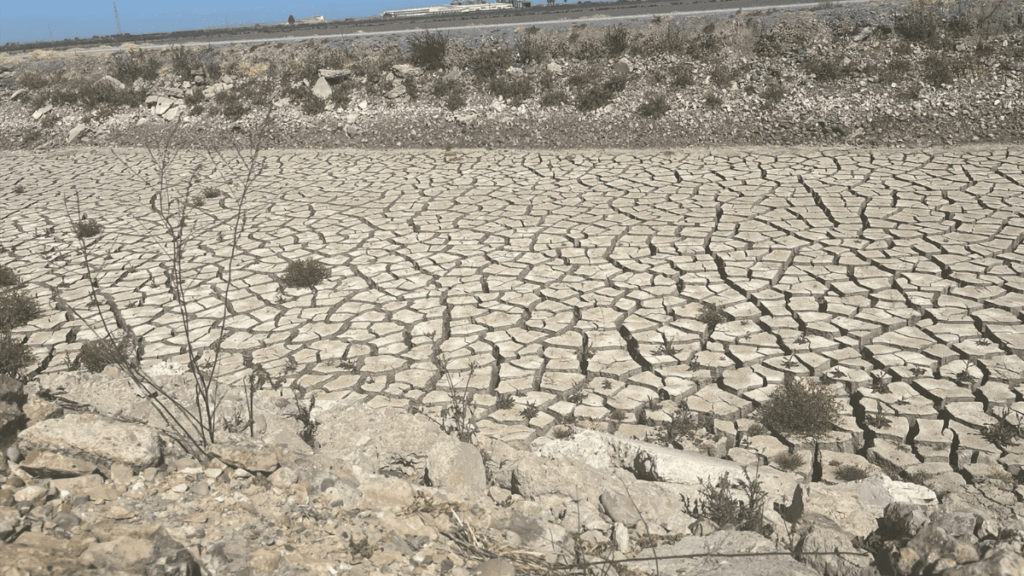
[4,146,1024,482]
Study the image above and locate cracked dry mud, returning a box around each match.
[4,145,1024,485]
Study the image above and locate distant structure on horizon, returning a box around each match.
[286,15,326,24]
[381,0,536,18]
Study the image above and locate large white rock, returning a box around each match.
[315,405,486,501]
[18,412,162,472]
[802,475,938,538]
[312,77,332,100]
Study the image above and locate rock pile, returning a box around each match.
[3,387,1024,576]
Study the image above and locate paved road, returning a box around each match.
[4,147,1024,478]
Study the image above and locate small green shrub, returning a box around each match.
[169,46,221,81]
[445,89,467,112]
[188,196,206,208]
[0,265,19,287]
[604,25,631,57]
[540,89,569,107]
[296,394,319,448]
[573,85,611,110]
[660,404,705,444]
[488,74,533,106]
[773,452,806,472]
[496,393,515,410]
[213,89,251,121]
[281,83,325,115]
[18,69,60,90]
[761,82,786,107]
[433,77,468,109]
[709,63,741,88]
[409,30,448,71]
[109,49,160,84]
[77,334,133,373]
[697,302,728,331]
[670,63,695,88]
[746,422,768,436]
[802,56,854,82]
[40,114,59,129]
[521,402,540,420]
[282,258,331,289]
[574,74,628,113]
[331,83,353,108]
[687,22,725,60]
[516,33,548,64]
[906,470,932,486]
[878,58,912,84]
[170,46,198,79]
[834,464,870,482]
[609,408,628,421]
[202,187,222,199]
[0,332,34,377]
[922,53,957,87]
[73,218,104,239]
[12,184,26,195]
[637,93,670,118]
[183,87,205,111]
[468,47,514,80]
[983,409,1024,449]
[402,76,419,101]
[552,426,574,439]
[567,67,601,89]
[893,0,943,46]
[300,92,327,115]
[704,93,723,109]
[682,469,771,536]
[759,376,839,438]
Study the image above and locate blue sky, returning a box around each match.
[0,0,452,44]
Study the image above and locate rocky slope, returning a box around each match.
[2,368,1024,576]
[0,3,1021,151]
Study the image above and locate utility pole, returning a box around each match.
[47,24,54,41]
[113,2,122,35]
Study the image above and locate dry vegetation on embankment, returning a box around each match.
[0,0,1022,150]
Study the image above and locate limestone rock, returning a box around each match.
[19,450,97,477]
[32,105,52,120]
[937,549,1024,576]
[268,465,298,489]
[905,524,980,566]
[880,502,933,541]
[153,96,177,115]
[794,513,876,576]
[319,68,352,81]
[600,490,642,527]
[22,397,62,424]
[14,483,49,506]
[392,64,423,78]
[425,439,487,500]
[312,77,332,100]
[803,475,937,538]
[0,374,26,448]
[317,404,484,498]
[95,75,125,91]
[18,413,162,472]
[208,439,279,474]
[67,123,89,143]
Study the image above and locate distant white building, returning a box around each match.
[297,15,325,24]
[382,1,513,18]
